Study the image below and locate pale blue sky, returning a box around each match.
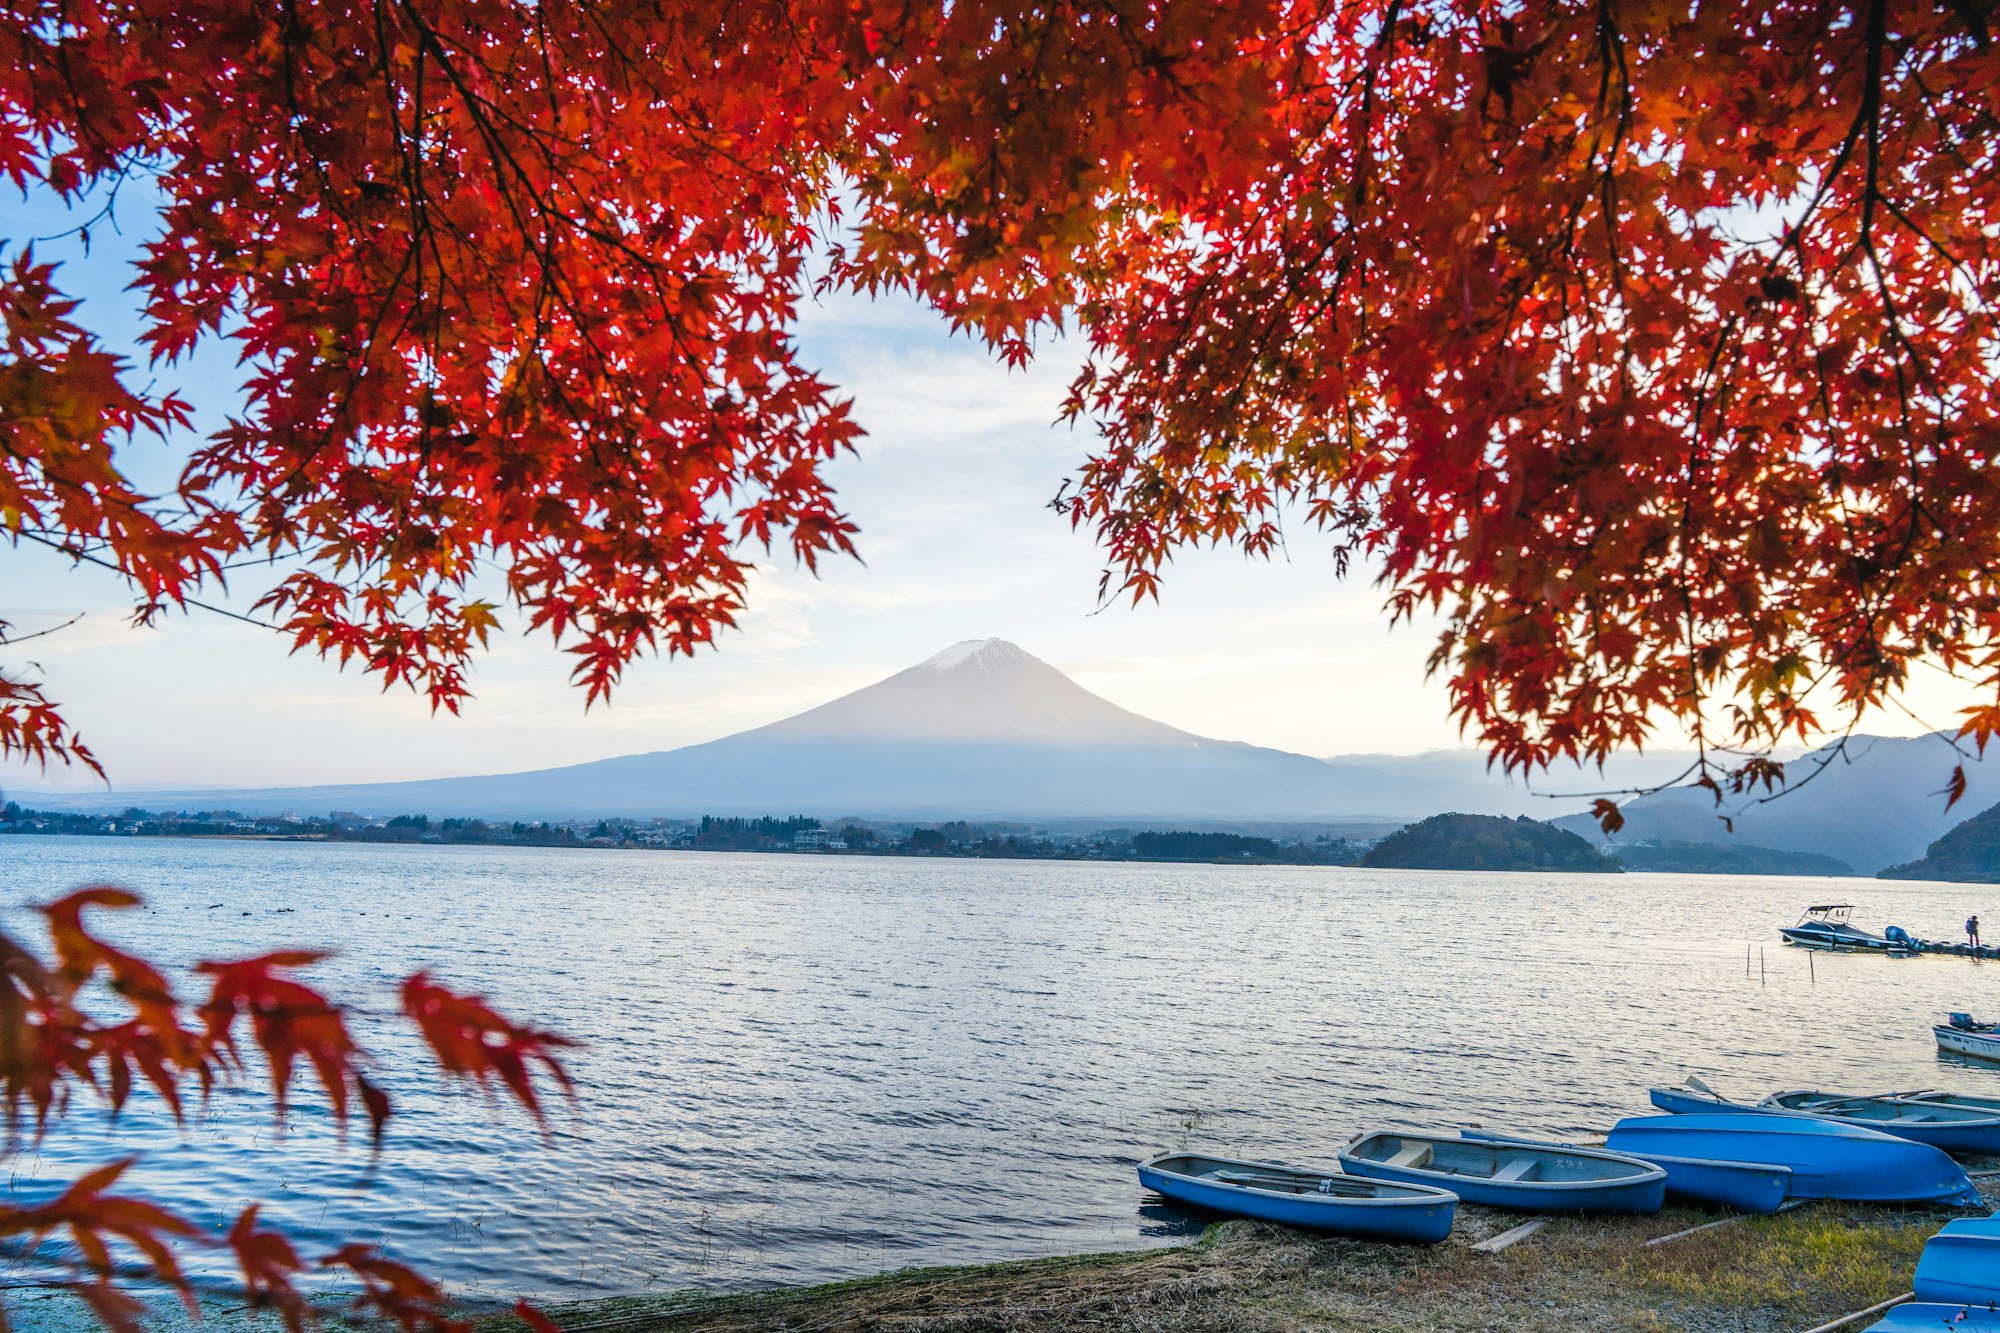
[0,182,1976,792]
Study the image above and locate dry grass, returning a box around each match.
[504,1186,1992,1333]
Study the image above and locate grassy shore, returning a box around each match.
[9,1185,1980,1333]
[510,1185,1993,1333]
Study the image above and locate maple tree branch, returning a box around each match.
[11,531,279,633]
[0,613,83,647]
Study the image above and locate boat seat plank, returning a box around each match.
[1386,1143,1433,1170]
[1491,1157,1540,1183]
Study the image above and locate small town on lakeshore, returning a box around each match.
[0,801,1864,875]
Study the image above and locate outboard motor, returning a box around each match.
[1885,925,1913,947]
[1951,1012,1978,1030]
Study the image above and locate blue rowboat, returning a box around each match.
[1338,1131,1665,1214]
[1762,1090,2000,1155]
[1651,1083,2000,1156]
[1459,1128,1789,1214]
[1626,1151,1791,1214]
[1136,1153,1458,1244]
[1860,1302,2000,1332]
[1650,1084,1748,1115]
[1914,1216,2000,1305]
[1861,1303,1995,1331]
[1605,1114,1985,1206]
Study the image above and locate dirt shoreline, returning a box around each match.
[513,1186,1991,1333]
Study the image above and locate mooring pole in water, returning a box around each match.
[1746,943,1752,976]
[1808,951,1814,984]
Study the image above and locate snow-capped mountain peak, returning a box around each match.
[749,638,1195,746]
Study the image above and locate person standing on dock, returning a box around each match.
[1970,915,1982,949]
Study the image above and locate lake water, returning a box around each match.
[0,837,1994,1307]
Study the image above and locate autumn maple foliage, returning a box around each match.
[0,887,570,1331]
[7,0,1998,809]
[2,0,1991,1319]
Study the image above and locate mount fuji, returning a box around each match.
[17,639,1559,823]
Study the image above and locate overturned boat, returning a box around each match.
[1605,1113,1984,1206]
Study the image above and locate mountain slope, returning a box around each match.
[15,640,1547,823]
[1552,733,1991,874]
[1879,798,2000,882]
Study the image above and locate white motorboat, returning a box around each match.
[1778,904,1893,952]
[1935,1013,2000,1064]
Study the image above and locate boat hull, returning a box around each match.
[1136,1153,1457,1244]
[1649,1086,1743,1116]
[1632,1152,1791,1215]
[1605,1114,1983,1206]
[1913,1217,2000,1306]
[1338,1132,1666,1215]
[1936,1024,2000,1064]
[1779,924,1890,952]
[1861,1303,2000,1332]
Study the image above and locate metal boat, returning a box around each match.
[1338,1130,1665,1214]
[1936,1013,2000,1064]
[1605,1113,1984,1206]
[1914,1216,2000,1306]
[1778,904,1893,951]
[1136,1152,1458,1243]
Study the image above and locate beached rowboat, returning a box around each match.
[1650,1082,2000,1155]
[1605,1114,1984,1206]
[1759,1089,2000,1155]
[1895,1089,2000,1115]
[1859,1304,2000,1332]
[1458,1128,1788,1214]
[1612,1151,1790,1214]
[1337,1131,1666,1214]
[1913,1216,2000,1307]
[1135,1153,1458,1244]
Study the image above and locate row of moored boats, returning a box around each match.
[1138,1078,1997,1248]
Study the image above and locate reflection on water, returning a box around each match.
[0,836,1994,1304]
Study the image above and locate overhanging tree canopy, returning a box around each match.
[4,0,1995,799]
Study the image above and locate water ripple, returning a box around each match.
[0,838,1990,1307]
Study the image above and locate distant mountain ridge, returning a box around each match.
[11,639,1979,868]
[1552,732,1994,874]
[11,640,1576,824]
